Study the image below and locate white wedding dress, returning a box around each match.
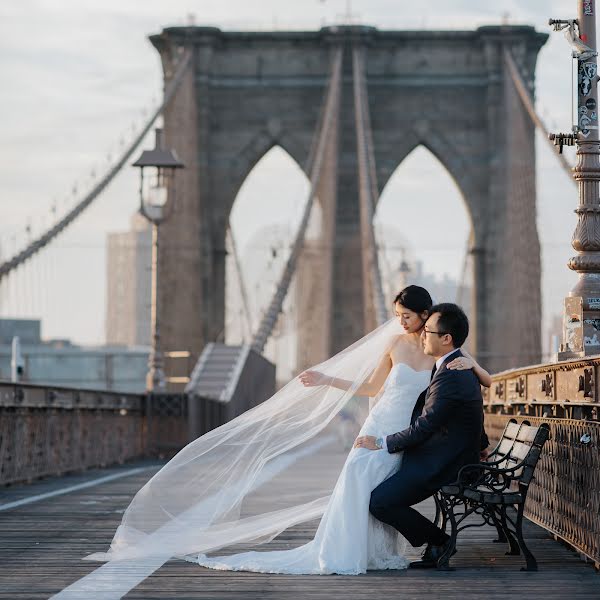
[186,363,430,575]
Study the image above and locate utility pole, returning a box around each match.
[550,1,600,358]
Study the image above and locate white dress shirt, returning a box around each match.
[435,348,461,371]
[379,348,462,450]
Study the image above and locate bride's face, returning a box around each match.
[394,302,427,334]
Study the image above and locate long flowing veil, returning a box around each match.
[52,318,403,598]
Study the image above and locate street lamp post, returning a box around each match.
[132,128,184,391]
[550,2,600,359]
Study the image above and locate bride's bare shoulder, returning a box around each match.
[391,335,413,347]
[387,335,413,354]
[386,334,404,348]
[389,334,431,363]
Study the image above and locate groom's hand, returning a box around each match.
[354,435,379,450]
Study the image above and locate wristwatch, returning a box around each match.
[375,436,384,450]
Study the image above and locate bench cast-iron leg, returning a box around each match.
[497,508,521,556]
[436,498,457,571]
[514,506,538,571]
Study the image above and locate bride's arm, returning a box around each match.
[299,353,393,397]
[447,350,492,388]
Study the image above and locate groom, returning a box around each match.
[355,302,489,568]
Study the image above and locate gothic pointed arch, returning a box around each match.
[225,128,313,220]
[375,144,475,333]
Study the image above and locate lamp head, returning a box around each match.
[132,129,184,223]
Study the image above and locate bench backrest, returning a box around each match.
[491,419,550,485]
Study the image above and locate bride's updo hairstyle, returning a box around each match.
[393,285,433,314]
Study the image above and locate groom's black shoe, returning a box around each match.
[409,538,456,569]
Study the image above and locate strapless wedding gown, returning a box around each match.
[186,363,429,575]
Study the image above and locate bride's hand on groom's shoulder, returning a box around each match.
[447,357,474,371]
[299,370,327,387]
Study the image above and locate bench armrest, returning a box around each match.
[477,454,508,467]
[448,461,524,494]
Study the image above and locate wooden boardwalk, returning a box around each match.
[0,449,598,600]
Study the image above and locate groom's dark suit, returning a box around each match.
[369,349,488,547]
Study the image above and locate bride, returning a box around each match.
[66,286,492,599]
[186,285,492,574]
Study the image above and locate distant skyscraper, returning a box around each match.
[105,212,151,346]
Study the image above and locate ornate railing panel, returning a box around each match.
[484,356,600,420]
[485,356,600,567]
[0,382,146,485]
[485,415,599,567]
[0,383,244,484]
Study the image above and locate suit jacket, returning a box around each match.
[385,349,489,492]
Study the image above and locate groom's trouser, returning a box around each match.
[369,468,448,548]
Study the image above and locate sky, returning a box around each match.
[0,0,581,350]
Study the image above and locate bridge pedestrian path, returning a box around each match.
[0,446,597,599]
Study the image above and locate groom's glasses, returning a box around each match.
[423,329,448,336]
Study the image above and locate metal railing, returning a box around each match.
[0,370,269,485]
[485,358,600,567]
[0,381,146,485]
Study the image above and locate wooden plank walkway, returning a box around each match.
[0,447,597,600]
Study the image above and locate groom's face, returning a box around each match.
[421,313,453,358]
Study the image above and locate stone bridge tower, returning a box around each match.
[151,24,547,377]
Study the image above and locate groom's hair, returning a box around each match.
[430,303,469,348]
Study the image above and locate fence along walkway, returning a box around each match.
[0,444,597,599]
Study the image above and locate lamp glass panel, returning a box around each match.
[141,167,173,221]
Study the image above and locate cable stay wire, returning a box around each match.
[503,47,575,184]
[352,45,388,326]
[250,47,343,354]
[226,223,254,342]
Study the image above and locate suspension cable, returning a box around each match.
[0,51,194,281]
[503,47,575,184]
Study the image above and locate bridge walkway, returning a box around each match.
[0,448,597,599]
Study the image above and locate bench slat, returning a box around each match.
[516,424,539,443]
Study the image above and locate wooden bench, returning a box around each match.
[433,419,550,571]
